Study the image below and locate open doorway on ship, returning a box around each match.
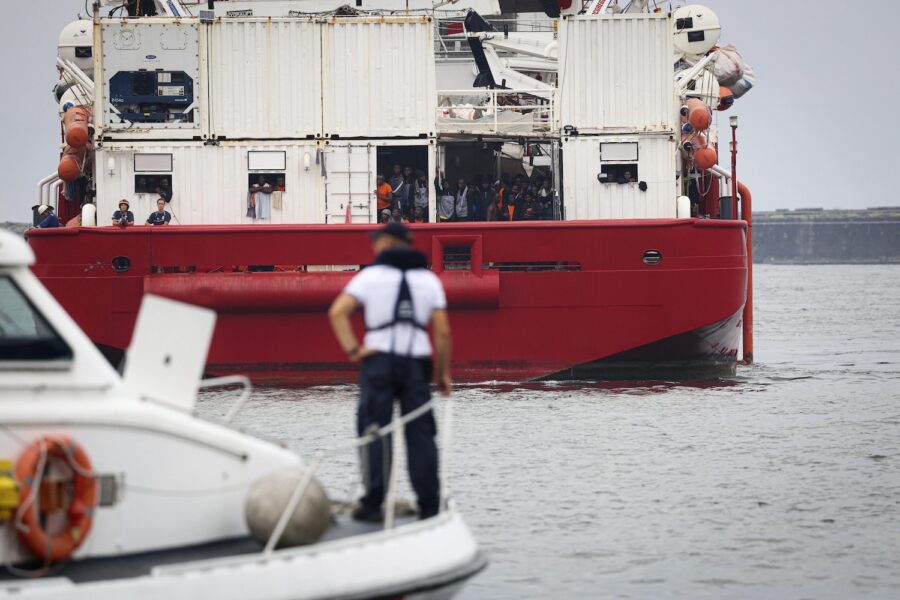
[376,145,429,221]
[438,140,560,221]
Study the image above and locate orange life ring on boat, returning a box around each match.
[15,436,97,564]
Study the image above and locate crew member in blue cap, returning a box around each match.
[328,222,452,522]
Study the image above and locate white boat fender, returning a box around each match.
[245,468,331,548]
[676,196,692,219]
[81,202,97,227]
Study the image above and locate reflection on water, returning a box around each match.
[197,265,900,599]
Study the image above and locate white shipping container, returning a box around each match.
[562,135,677,220]
[98,20,202,136]
[558,15,675,133]
[207,19,322,139]
[96,141,325,225]
[321,18,436,138]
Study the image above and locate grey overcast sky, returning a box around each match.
[1,0,898,222]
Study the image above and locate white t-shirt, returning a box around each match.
[343,265,447,357]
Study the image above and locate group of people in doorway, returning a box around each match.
[436,171,555,222]
[375,165,430,225]
[375,165,556,225]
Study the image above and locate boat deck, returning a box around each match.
[0,513,417,584]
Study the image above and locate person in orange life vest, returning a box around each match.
[505,184,522,221]
[496,173,511,214]
[375,174,393,211]
[412,206,426,223]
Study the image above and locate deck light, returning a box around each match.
[729,115,738,129]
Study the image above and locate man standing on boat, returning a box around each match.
[328,223,452,522]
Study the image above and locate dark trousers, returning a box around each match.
[357,354,439,514]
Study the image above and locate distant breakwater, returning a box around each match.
[753,208,900,264]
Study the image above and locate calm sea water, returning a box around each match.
[198,265,900,599]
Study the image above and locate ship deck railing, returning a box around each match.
[198,376,456,548]
[436,89,556,137]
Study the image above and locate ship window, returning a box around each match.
[248,151,286,171]
[676,17,694,30]
[599,142,638,162]
[134,153,173,172]
[0,276,72,366]
[247,173,287,191]
[75,47,92,58]
[443,245,472,271]
[687,31,705,43]
[599,164,639,184]
[134,174,172,195]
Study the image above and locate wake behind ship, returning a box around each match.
[27,0,755,383]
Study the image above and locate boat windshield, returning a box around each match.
[0,276,72,365]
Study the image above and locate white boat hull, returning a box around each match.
[0,511,484,599]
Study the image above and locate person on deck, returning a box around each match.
[389,164,405,212]
[391,208,408,224]
[453,178,470,221]
[399,167,416,219]
[112,199,135,226]
[375,175,393,213]
[156,178,172,202]
[414,170,429,222]
[328,223,452,522]
[473,179,498,222]
[435,173,455,222]
[506,184,522,221]
[146,198,172,225]
[35,205,59,229]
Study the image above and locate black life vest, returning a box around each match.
[366,248,430,355]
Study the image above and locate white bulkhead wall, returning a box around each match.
[562,136,677,220]
[558,14,676,133]
[321,18,437,138]
[95,142,325,225]
[208,19,323,139]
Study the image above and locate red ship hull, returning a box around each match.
[27,220,747,383]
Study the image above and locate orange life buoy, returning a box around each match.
[58,145,88,182]
[15,436,96,564]
[685,98,711,131]
[62,106,92,149]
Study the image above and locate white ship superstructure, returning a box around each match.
[45,1,754,228]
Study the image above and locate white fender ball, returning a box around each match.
[245,468,331,548]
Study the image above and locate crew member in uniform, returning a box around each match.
[328,223,452,522]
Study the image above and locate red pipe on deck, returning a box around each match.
[144,270,500,313]
[738,181,753,363]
